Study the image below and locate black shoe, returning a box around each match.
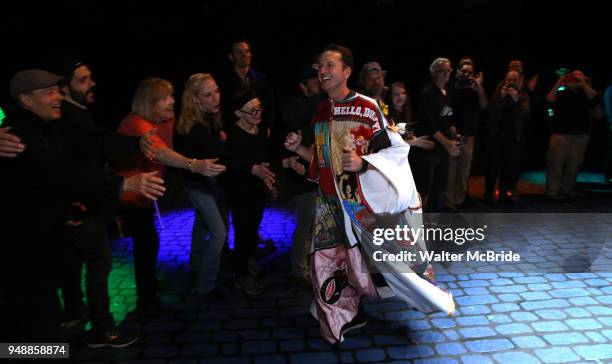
[483,193,496,206]
[134,302,172,316]
[498,194,516,205]
[233,275,264,295]
[545,193,565,201]
[564,191,586,198]
[61,316,89,329]
[461,194,475,207]
[190,287,225,300]
[339,305,367,342]
[255,239,277,256]
[288,275,311,289]
[188,271,197,286]
[443,205,457,212]
[60,306,90,329]
[248,256,263,276]
[86,329,139,348]
[156,279,174,293]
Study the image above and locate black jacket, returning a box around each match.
[550,89,600,135]
[487,89,531,142]
[175,120,253,191]
[279,93,323,195]
[60,100,140,215]
[0,106,83,288]
[415,82,455,151]
[449,84,482,137]
[224,122,275,197]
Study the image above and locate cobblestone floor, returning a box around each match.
[72,178,612,364]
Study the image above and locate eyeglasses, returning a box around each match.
[240,107,263,117]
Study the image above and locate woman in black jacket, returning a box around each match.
[224,89,276,295]
[175,74,274,297]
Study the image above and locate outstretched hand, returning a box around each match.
[282,156,305,175]
[192,158,227,177]
[444,140,461,157]
[0,127,26,158]
[124,171,166,200]
[66,202,88,227]
[410,136,435,151]
[252,162,276,189]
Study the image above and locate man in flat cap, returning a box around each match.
[1,69,73,341]
[0,66,160,346]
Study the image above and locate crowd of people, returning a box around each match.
[0,39,609,349]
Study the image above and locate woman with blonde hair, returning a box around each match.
[112,77,225,312]
[175,73,275,297]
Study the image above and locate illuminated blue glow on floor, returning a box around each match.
[521,171,606,185]
[154,205,297,265]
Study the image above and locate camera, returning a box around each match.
[557,72,580,92]
[455,77,474,89]
[396,122,407,135]
[456,135,468,147]
[503,81,516,90]
[556,67,580,91]
[560,74,579,85]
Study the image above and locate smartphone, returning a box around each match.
[457,135,468,147]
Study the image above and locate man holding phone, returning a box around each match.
[545,70,599,199]
[446,57,487,210]
[485,70,531,205]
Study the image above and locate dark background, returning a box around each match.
[2,0,610,174]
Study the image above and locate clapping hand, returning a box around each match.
[282,156,305,175]
[252,162,276,189]
[284,131,302,152]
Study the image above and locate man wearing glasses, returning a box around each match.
[225,90,276,295]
